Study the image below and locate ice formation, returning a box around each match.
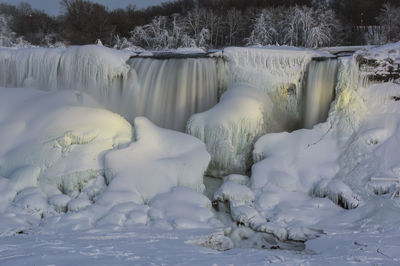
[188,47,338,177]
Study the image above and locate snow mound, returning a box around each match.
[104,117,210,203]
[0,87,132,212]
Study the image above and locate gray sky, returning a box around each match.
[0,0,172,16]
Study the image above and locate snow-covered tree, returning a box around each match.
[282,6,338,48]
[129,16,169,50]
[129,15,199,50]
[0,14,15,47]
[224,8,242,46]
[246,9,277,46]
[112,35,141,50]
[306,8,340,48]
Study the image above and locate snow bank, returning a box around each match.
[104,117,210,203]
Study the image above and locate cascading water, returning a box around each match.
[302,59,338,129]
[0,46,220,131]
[128,58,219,130]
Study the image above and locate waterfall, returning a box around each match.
[302,59,338,129]
[0,46,220,131]
[0,46,339,132]
[128,58,219,131]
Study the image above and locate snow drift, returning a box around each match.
[104,116,211,203]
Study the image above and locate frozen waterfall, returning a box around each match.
[302,59,338,129]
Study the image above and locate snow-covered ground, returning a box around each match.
[1,43,400,265]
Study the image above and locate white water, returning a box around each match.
[303,59,338,129]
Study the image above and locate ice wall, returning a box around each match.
[0,46,220,131]
[302,59,338,129]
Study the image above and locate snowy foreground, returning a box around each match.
[1,43,400,265]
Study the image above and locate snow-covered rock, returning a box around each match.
[213,181,255,208]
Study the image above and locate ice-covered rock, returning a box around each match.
[104,117,210,203]
[312,179,360,209]
[213,181,255,208]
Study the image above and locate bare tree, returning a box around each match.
[0,14,15,47]
[376,3,400,43]
[224,8,242,46]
